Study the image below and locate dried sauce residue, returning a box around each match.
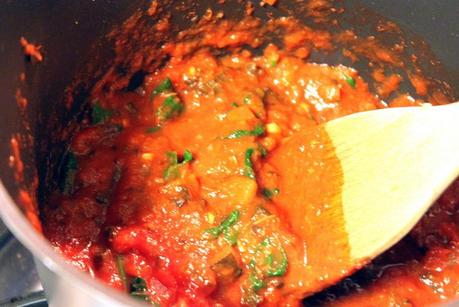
[9,136,24,183]
[336,30,403,67]
[9,136,42,232]
[146,0,159,16]
[371,69,403,98]
[18,188,42,232]
[15,89,28,110]
[408,73,429,96]
[9,40,43,232]
[306,0,343,24]
[20,37,43,62]
[261,0,277,6]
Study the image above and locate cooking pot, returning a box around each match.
[0,1,458,306]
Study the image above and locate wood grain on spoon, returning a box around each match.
[328,102,459,261]
[267,102,459,296]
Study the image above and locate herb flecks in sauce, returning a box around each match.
[163,150,193,181]
[145,126,161,134]
[261,188,280,199]
[206,209,240,240]
[157,95,184,122]
[59,151,78,195]
[225,124,265,139]
[183,149,193,163]
[149,77,184,122]
[244,148,256,180]
[153,78,173,96]
[116,255,128,288]
[345,75,356,88]
[150,77,173,102]
[130,277,151,302]
[92,101,112,124]
[249,273,265,292]
[163,151,179,180]
[211,253,243,284]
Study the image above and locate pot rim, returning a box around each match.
[0,181,144,307]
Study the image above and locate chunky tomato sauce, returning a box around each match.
[39,5,459,307]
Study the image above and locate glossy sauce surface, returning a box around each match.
[41,12,459,307]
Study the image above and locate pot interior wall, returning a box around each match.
[0,0,145,196]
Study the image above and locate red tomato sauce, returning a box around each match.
[40,9,459,307]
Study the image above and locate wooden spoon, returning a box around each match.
[327,102,459,262]
[268,102,459,295]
